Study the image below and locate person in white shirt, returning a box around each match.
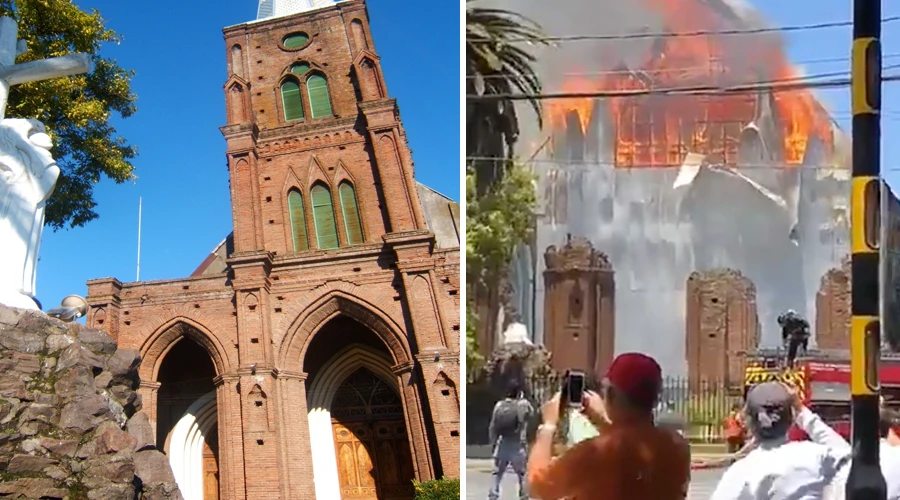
[809,407,900,500]
[710,382,851,500]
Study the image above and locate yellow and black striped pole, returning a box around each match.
[847,1,885,499]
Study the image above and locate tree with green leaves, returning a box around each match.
[466,0,547,194]
[465,162,535,376]
[0,0,137,229]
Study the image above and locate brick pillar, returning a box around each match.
[415,354,460,478]
[138,381,160,443]
[393,363,435,481]
[685,269,758,388]
[274,370,315,499]
[215,375,246,500]
[85,278,123,340]
[542,236,615,376]
[227,251,280,498]
[361,99,426,233]
[815,257,851,350]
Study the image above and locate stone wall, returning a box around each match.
[0,305,181,500]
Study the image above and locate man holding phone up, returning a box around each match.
[526,353,691,500]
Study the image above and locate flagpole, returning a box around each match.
[136,197,142,282]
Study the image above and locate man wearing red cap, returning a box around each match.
[526,353,691,499]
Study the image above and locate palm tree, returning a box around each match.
[466,1,547,194]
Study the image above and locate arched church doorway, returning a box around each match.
[305,316,416,500]
[155,333,220,500]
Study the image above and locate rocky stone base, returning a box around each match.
[0,305,182,499]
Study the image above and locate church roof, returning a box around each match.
[256,0,349,21]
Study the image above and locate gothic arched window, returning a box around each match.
[287,189,309,251]
[280,78,304,121]
[339,182,363,245]
[311,183,338,250]
[307,73,333,118]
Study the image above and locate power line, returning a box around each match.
[470,16,900,44]
[467,71,900,102]
[465,157,850,168]
[467,54,900,81]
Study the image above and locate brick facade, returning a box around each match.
[542,237,615,376]
[685,269,759,387]
[85,2,460,498]
[815,257,851,351]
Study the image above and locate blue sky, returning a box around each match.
[34,0,460,310]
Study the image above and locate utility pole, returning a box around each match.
[847,0,885,499]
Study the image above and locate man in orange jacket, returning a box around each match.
[526,353,691,499]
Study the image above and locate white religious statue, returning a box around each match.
[0,17,91,310]
[501,322,533,346]
[0,119,59,309]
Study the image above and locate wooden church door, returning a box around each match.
[331,368,416,500]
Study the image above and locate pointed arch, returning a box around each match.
[279,290,412,371]
[306,72,333,118]
[311,183,338,250]
[338,181,363,245]
[290,62,311,77]
[306,156,331,187]
[139,317,230,384]
[230,44,244,78]
[280,77,304,121]
[306,344,402,500]
[349,19,369,54]
[287,189,309,251]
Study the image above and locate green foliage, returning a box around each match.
[465,1,546,124]
[413,477,460,500]
[466,305,483,382]
[465,161,536,291]
[0,0,137,229]
[466,1,548,192]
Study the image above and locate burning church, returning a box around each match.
[497,0,852,380]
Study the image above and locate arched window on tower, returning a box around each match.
[307,73,333,119]
[287,189,309,251]
[311,184,338,250]
[291,62,310,77]
[280,78,304,121]
[339,182,363,245]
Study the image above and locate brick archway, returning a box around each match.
[279,290,412,371]
[139,316,231,383]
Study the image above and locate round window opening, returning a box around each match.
[283,32,309,49]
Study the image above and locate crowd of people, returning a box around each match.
[485,352,900,500]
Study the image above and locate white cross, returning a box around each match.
[0,17,92,119]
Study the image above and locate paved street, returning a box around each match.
[465,460,725,499]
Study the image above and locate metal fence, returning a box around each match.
[466,374,741,445]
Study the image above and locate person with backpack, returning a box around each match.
[488,381,534,500]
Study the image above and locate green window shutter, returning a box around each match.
[307,74,333,118]
[291,63,310,76]
[339,182,364,245]
[281,80,304,121]
[311,184,339,250]
[287,190,309,251]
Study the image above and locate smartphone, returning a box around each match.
[565,370,585,407]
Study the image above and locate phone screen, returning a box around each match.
[567,371,585,406]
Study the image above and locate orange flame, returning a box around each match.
[545,0,835,168]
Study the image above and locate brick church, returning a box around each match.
[84,1,461,498]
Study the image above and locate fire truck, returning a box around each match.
[743,348,900,440]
